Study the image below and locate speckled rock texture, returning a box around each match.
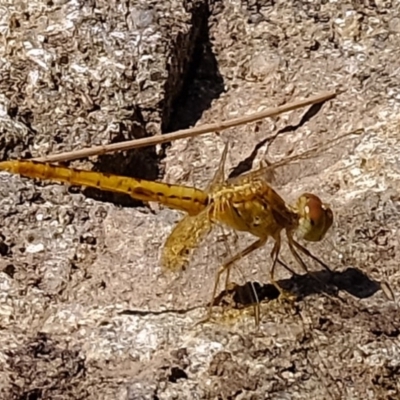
[1,0,400,399]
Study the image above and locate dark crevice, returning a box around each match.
[162,1,224,134]
[83,1,223,207]
[84,106,159,207]
[168,366,189,383]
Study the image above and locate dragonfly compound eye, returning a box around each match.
[297,193,334,242]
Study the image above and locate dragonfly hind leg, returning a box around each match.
[195,238,267,327]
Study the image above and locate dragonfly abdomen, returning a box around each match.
[0,160,209,215]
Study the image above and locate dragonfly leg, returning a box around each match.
[286,235,312,275]
[290,237,333,272]
[287,234,334,292]
[195,238,266,326]
[269,239,297,302]
[277,257,299,276]
[223,230,240,290]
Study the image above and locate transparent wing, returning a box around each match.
[161,142,231,272]
[228,128,364,189]
[206,140,229,192]
[162,208,213,272]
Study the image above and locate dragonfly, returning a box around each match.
[0,133,355,324]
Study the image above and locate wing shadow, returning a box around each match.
[228,101,328,180]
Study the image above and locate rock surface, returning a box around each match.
[1,0,400,399]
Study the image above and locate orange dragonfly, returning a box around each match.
[0,131,358,323]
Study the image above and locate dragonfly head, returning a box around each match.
[295,193,333,242]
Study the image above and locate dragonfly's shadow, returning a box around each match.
[213,267,382,309]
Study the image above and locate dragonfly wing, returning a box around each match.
[162,208,212,272]
[206,141,229,192]
[228,128,364,188]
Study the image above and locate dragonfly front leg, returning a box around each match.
[290,237,332,272]
[287,233,334,294]
[277,257,298,276]
[269,238,297,303]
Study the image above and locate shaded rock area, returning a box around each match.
[1,0,400,399]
